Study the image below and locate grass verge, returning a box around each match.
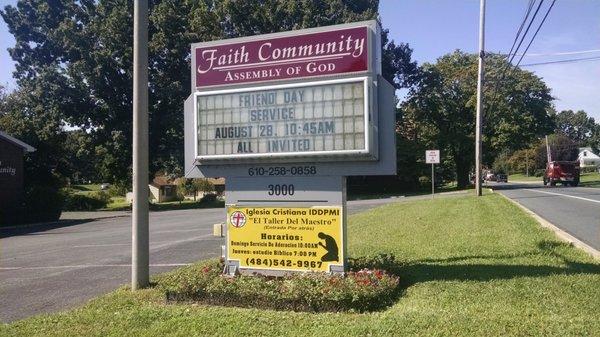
[3,193,599,336]
[579,171,600,187]
[348,183,460,200]
[508,173,541,182]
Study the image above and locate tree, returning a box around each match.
[401,51,554,188]
[193,178,214,197]
[2,0,416,187]
[535,134,578,165]
[0,83,67,224]
[554,109,597,147]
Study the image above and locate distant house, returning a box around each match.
[126,175,225,204]
[578,147,600,168]
[0,131,35,209]
[149,176,178,203]
[176,177,225,200]
[207,177,226,196]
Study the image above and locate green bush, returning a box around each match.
[107,184,129,197]
[418,175,431,187]
[534,169,545,177]
[200,193,218,203]
[0,185,65,226]
[158,258,400,313]
[63,191,111,211]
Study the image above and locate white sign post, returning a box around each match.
[425,150,440,198]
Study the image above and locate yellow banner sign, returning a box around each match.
[227,206,343,272]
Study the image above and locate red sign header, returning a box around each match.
[194,26,369,88]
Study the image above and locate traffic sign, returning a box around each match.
[426,150,440,164]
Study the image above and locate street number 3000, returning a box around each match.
[267,184,295,196]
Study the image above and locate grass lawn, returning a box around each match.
[103,197,130,211]
[579,171,600,187]
[68,184,102,195]
[508,173,541,182]
[349,183,460,200]
[3,193,599,336]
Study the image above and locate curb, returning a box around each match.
[494,189,600,260]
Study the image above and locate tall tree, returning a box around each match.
[554,109,597,147]
[401,51,554,188]
[2,0,416,186]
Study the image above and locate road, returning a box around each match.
[492,182,600,252]
[0,194,468,322]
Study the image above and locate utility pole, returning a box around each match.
[526,149,529,177]
[132,0,149,290]
[545,135,552,163]
[475,0,486,197]
[431,163,435,199]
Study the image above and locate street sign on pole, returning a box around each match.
[425,150,440,164]
[425,150,440,198]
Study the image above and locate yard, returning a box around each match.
[64,184,224,211]
[3,193,599,336]
[580,171,600,187]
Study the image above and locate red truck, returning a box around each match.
[543,161,580,187]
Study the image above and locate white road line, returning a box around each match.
[72,244,129,248]
[153,229,208,234]
[524,189,600,204]
[0,263,191,271]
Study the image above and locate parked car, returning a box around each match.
[496,173,508,183]
[484,171,496,182]
[543,161,580,186]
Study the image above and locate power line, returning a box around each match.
[514,0,558,67]
[507,0,546,64]
[505,0,536,61]
[508,48,600,57]
[485,0,557,118]
[520,55,600,67]
[483,0,541,97]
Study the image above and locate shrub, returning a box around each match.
[0,185,65,226]
[418,175,431,187]
[534,169,545,177]
[158,258,401,313]
[200,193,218,203]
[63,191,111,211]
[107,184,129,197]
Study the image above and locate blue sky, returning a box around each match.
[1,0,599,119]
[379,0,600,119]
